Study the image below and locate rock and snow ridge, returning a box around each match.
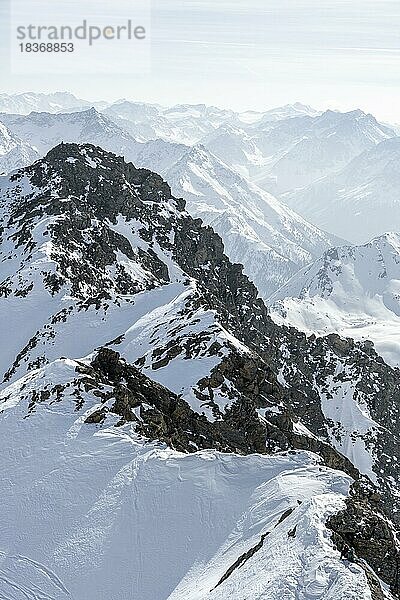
[0,377,372,600]
[0,143,399,599]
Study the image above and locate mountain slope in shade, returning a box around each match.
[0,108,140,159]
[163,145,342,298]
[270,233,400,367]
[0,121,39,173]
[0,144,399,599]
[282,136,400,243]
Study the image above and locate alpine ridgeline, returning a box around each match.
[0,143,399,600]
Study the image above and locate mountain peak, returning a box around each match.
[271,229,400,367]
[86,106,100,114]
[79,106,106,122]
[370,230,400,250]
[44,140,109,164]
[42,142,172,202]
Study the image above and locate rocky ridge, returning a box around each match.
[0,143,399,597]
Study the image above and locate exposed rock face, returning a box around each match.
[84,348,361,470]
[1,142,399,597]
[328,479,400,597]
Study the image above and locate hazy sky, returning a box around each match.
[1,0,400,121]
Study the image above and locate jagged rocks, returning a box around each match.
[328,479,400,597]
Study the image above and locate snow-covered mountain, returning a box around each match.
[161,144,341,298]
[202,123,264,180]
[0,121,39,174]
[103,100,235,145]
[4,97,307,149]
[102,100,166,142]
[0,107,140,160]
[0,109,343,298]
[132,137,189,173]
[270,233,400,367]
[238,102,320,125]
[0,143,399,599]
[0,91,97,114]
[282,136,400,243]
[205,109,395,196]
[104,101,318,148]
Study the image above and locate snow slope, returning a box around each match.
[0,121,39,174]
[270,233,400,367]
[282,136,400,243]
[163,145,341,298]
[0,376,373,600]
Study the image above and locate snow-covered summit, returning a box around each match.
[0,107,141,159]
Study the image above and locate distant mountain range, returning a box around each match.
[205,109,395,195]
[1,93,398,250]
[282,136,400,243]
[0,91,108,114]
[0,108,141,161]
